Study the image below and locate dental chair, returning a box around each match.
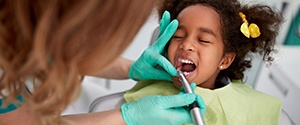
[89,91,125,112]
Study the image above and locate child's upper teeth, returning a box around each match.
[179,58,193,64]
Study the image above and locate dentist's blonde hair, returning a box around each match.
[0,0,155,124]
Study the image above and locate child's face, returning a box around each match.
[168,4,233,89]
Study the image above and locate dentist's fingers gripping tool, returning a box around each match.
[177,71,205,125]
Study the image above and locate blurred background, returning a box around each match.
[63,0,300,124]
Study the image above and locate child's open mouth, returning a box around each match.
[175,57,197,76]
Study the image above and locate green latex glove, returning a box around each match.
[121,94,197,125]
[179,82,206,115]
[129,11,178,81]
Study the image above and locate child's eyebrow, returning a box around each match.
[198,27,216,37]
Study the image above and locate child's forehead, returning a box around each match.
[176,4,222,37]
[177,4,220,23]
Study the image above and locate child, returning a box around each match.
[124,0,283,124]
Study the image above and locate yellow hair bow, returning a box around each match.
[239,12,261,38]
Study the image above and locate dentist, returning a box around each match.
[0,0,201,125]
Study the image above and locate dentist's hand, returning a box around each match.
[128,11,178,81]
[121,94,197,125]
[179,82,206,115]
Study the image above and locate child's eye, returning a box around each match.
[198,39,210,43]
[172,36,184,39]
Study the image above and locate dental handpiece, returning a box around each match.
[177,71,205,125]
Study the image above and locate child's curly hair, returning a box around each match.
[158,0,283,83]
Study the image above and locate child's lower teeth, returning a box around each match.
[183,72,191,75]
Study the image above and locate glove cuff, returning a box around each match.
[128,62,141,81]
[121,103,132,125]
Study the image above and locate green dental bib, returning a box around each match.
[124,80,281,125]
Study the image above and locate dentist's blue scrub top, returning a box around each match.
[0,95,24,114]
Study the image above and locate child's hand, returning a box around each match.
[179,82,206,115]
[128,11,178,81]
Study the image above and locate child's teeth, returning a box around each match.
[183,72,190,75]
[178,58,194,64]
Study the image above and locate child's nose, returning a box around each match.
[179,38,196,52]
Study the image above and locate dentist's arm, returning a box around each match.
[95,57,132,80]
[1,93,199,125]
[62,109,126,125]
[0,103,126,125]
[62,93,197,125]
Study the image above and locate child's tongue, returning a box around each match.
[181,64,196,72]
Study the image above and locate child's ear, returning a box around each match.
[219,52,236,70]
